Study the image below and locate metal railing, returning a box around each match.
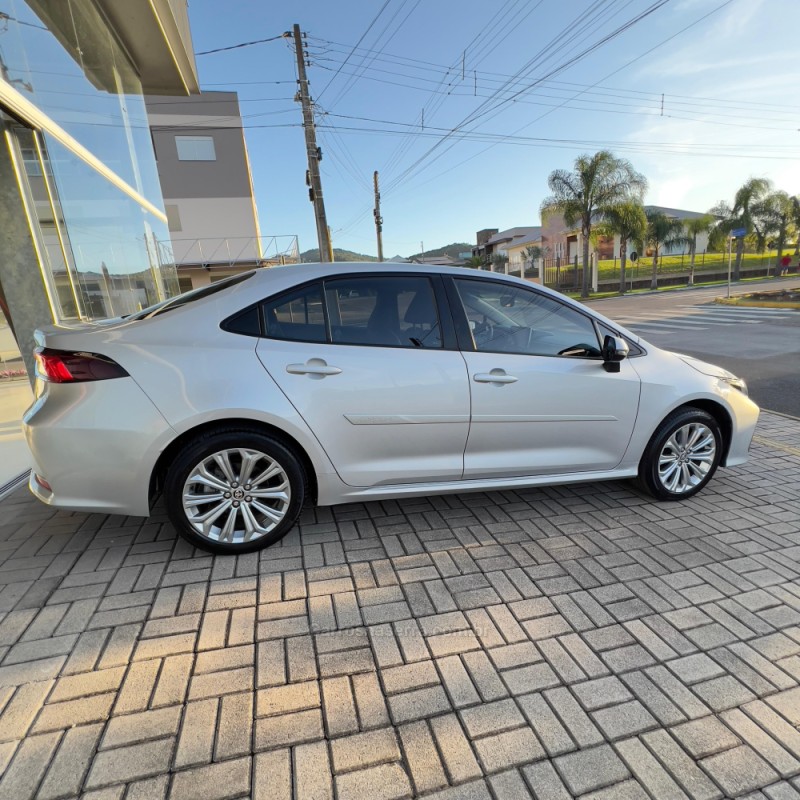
[169,235,300,268]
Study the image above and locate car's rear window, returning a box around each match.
[126,272,255,320]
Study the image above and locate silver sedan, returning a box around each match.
[23,263,759,554]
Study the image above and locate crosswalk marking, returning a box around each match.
[619,320,708,332]
[676,305,791,315]
[612,303,796,336]
[616,317,709,329]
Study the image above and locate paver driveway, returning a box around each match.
[1,411,800,800]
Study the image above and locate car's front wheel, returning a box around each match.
[164,428,306,554]
[638,408,723,501]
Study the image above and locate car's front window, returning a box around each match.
[454,279,601,357]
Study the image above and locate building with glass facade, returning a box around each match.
[0,0,199,493]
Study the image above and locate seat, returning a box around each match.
[403,289,440,347]
[366,292,403,345]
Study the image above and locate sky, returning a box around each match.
[187,0,800,257]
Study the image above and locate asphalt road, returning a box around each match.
[584,277,800,417]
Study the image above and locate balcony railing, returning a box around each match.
[168,235,300,269]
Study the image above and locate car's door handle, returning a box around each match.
[286,359,342,377]
[473,370,518,384]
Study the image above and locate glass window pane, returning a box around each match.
[43,137,178,318]
[264,284,326,343]
[128,272,253,320]
[175,136,216,161]
[1,0,166,213]
[454,279,600,357]
[324,276,441,348]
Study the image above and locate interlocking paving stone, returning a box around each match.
[701,744,780,796]
[0,411,799,795]
[554,743,630,795]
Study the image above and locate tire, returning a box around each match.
[637,407,723,501]
[164,428,307,554]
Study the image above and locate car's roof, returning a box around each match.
[253,260,517,282]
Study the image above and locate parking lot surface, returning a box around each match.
[1,411,800,799]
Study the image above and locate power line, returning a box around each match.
[381,0,631,189]
[320,111,798,148]
[310,63,800,129]
[196,34,285,56]
[307,50,800,119]
[315,0,393,102]
[325,0,423,109]
[201,80,297,85]
[379,0,548,180]
[383,0,741,198]
[146,96,295,105]
[382,0,673,194]
[318,122,796,155]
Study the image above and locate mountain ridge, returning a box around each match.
[299,242,472,262]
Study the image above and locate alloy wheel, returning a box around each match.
[181,448,291,544]
[657,422,716,494]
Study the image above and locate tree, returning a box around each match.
[593,201,647,294]
[491,253,509,274]
[759,192,795,270]
[729,178,772,280]
[793,196,800,256]
[522,245,543,278]
[683,214,715,286]
[644,210,689,290]
[707,201,732,253]
[466,255,483,269]
[541,150,646,298]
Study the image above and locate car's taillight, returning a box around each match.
[34,348,128,383]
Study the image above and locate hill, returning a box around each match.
[407,242,472,261]
[299,241,473,262]
[299,248,377,262]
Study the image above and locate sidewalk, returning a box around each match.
[1,412,799,799]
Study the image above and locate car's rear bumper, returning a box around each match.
[23,377,174,516]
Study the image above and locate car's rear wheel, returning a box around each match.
[164,429,306,554]
[638,408,722,501]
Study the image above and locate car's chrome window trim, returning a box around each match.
[222,271,460,351]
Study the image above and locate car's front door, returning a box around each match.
[255,274,470,487]
[449,277,642,479]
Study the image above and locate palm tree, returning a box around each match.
[541,150,646,298]
[644,210,689,290]
[751,191,793,272]
[729,178,772,280]
[593,201,647,294]
[707,201,732,253]
[683,214,715,286]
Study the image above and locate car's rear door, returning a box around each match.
[255,273,471,487]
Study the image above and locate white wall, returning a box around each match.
[167,197,261,264]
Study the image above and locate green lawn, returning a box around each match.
[596,250,786,279]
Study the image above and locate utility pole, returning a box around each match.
[373,171,384,262]
[289,24,331,262]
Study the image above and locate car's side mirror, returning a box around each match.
[601,334,629,373]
